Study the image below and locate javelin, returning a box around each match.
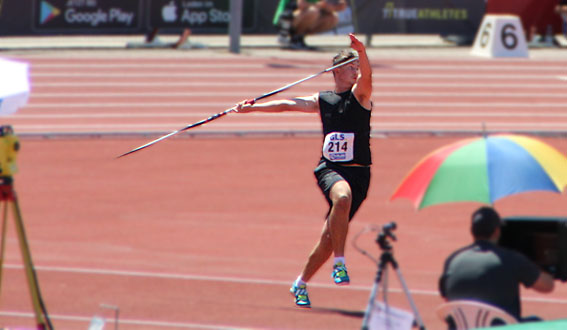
[116,56,358,159]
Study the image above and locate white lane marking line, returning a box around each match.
[394,64,567,72]
[30,72,327,78]
[22,102,567,108]
[375,102,567,108]
[7,112,567,119]
[4,264,566,304]
[30,72,564,79]
[8,112,315,118]
[29,62,567,72]
[29,91,567,98]
[9,123,321,129]
[375,122,567,128]
[0,311,255,329]
[32,63,269,69]
[24,102,237,108]
[30,81,567,88]
[10,122,567,132]
[373,112,567,117]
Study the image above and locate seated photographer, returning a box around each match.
[273,0,347,50]
[439,207,555,325]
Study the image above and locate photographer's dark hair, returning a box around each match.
[471,207,502,240]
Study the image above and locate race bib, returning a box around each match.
[322,132,354,162]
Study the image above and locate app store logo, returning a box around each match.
[162,1,178,22]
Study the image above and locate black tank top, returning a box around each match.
[318,90,372,165]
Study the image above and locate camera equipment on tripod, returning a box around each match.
[0,125,19,177]
[376,222,397,250]
[499,216,567,281]
[356,222,426,330]
[0,125,53,329]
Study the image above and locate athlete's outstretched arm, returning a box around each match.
[234,93,319,113]
[350,34,372,109]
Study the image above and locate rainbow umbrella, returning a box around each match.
[391,134,567,210]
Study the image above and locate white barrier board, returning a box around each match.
[471,15,529,58]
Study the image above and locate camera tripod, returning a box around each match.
[358,223,425,330]
[0,176,53,329]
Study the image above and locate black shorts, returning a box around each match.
[314,159,371,221]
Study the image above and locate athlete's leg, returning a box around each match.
[327,180,352,257]
[299,218,333,282]
[298,179,351,282]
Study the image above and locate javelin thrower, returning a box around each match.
[234,33,373,308]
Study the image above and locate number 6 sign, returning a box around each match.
[471,15,529,58]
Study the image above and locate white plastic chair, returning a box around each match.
[436,300,518,329]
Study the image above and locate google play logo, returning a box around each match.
[40,0,61,24]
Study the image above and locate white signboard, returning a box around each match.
[368,302,414,330]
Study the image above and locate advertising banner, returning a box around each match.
[148,0,256,32]
[33,0,142,32]
[356,0,485,36]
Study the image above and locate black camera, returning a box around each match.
[376,221,397,250]
[499,216,567,281]
[382,222,397,234]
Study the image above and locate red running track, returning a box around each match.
[0,50,566,329]
[0,136,565,329]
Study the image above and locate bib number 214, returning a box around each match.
[323,132,354,162]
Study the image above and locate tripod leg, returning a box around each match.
[382,266,389,307]
[361,260,387,330]
[393,267,426,330]
[0,200,7,297]
[11,195,53,330]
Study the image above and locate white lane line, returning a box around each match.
[32,81,302,87]
[375,102,567,108]
[0,311,256,329]
[375,92,567,98]
[10,122,567,132]
[31,63,270,69]
[10,123,319,130]
[29,63,567,72]
[376,122,567,128]
[373,112,567,117]
[8,112,567,119]
[22,102,567,109]
[24,102,235,108]
[29,91,567,98]
[30,81,567,89]
[10,123,320,130]
[5,264,567,304]
[394,64,567,72]
[30,72,325,78]
[9,112,315,118]
[32,79,567,92]
[30,72,563,79]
